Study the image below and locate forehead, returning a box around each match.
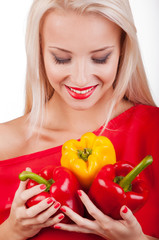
[41,9,121,48]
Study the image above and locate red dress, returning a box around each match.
[0,104,159,239]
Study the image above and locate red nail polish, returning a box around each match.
[54,202,60,209]
[47,197,54,204]
[60,207,66,212]
[40,184,46,190]
[58,214,64,220]
[54,225,61,229]
[122,206,128,213]
[77,190,82,197]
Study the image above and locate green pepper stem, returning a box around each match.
[119,155,153,192]
[19,171,51,191]
[77,148,92,162]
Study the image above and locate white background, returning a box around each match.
[0,0,159,123]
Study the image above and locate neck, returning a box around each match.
[45,97,110,133]
[44,92,132,134]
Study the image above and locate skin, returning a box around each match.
[54,190,149,240]
[0,9,158,240]
[0,168,64,240]
[42,10,121,112]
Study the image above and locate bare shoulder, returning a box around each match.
[0,116,28,160]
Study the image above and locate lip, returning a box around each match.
[65,85,98,100]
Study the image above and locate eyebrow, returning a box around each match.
[49,46,114,54]
[48,46,72,53]
[90,46,114,53]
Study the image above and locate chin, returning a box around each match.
[69,102,95,111]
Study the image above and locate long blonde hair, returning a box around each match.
[24,0,156,135]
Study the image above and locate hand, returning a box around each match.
[53,190,147,240]
[1,168,64,240]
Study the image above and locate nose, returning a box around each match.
[71,58,91,87]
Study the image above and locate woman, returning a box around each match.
[0,0,158,239]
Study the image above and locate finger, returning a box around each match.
[14,167,32,201]
[26,197,57,218]
[54,223,93,233]
[26,167,32,172]
[77,190,112,224]
[30,200,60,222]
[60,205,96,231]
[120,205,138,226]
[44,213,65,228]
[20,184,47,204]
[22,209,65,227]
[14,180,29,202]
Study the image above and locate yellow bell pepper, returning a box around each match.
[61,132,116,189]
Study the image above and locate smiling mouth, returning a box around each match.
[65,85,98,99]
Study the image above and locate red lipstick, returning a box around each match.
[65,85,97,99]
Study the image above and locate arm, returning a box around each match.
[0,219,25,240]
[53,190,159,240]
[146,237,159,240]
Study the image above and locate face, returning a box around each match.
[41,10,121,110]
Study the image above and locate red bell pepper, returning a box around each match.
[88,155,153,220]
[19,166,84,223]
[26,165,56,190]
[23,165,56,208]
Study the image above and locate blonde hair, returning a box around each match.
[24,0,156,135]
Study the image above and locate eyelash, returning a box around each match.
[53,56,71,64]
[53,52,111,65]
[92,53,111,64]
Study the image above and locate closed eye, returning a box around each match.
[92,52,112,64]
[52,53,71,64]
[53,56,71,64]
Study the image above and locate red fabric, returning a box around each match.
[0,104,159,239]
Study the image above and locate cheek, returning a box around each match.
[98,61,119,85]
[106,62,118,82]
[93,49,120,85]
[44,56,66,86]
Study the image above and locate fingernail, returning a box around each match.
[40,184,46,190]
[54,202,60,209]
[58,214,64,220]
[60,207,66,212]
[47,197,54,204]
[122,206,128,213]
[54,225,61,229]
[26,167,31,171]
[77,190,82,197]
